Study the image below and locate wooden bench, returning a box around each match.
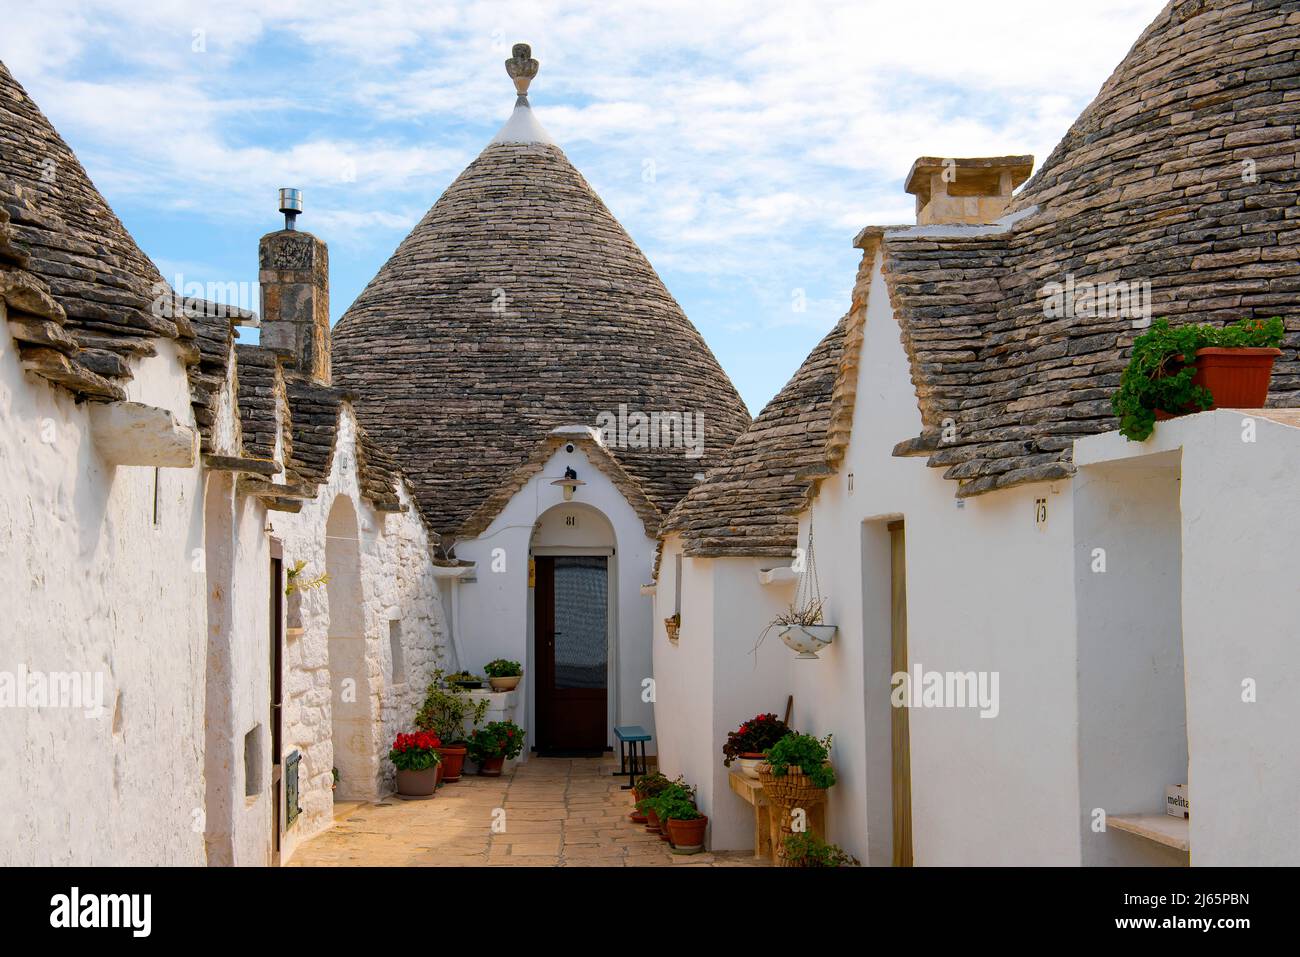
[612,725,651,790]
[729,769,827,863]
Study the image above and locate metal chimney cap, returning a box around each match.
[279,187,303,214]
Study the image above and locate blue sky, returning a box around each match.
[0,0,1168,413]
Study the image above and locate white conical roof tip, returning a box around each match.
[490,42,556,146]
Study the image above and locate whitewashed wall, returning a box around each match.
[453,440,657,755]
[1077,411,1300,866]
[201,469,277,867]
[800,252,1083,865]
[270,405,449,862]
[0,316,208,866]
[651,539,714,795]
[652,540,796,850]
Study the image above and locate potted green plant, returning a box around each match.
[446,670,485,690]
[758,732,836,867]
[467,720,525,776]
[782,832,859,867]
[413,668,489,782]
[722,712,791,779]
[635,776,690,835]
[638,780,695,843]
[388,731,442,798]
[660,795,708,854]
[484,658,523,692]
[1112,316,1285,441]
[629,770,670,824]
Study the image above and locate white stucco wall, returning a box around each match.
[0,315,208,865]
[453,439,658,755]
[655,253,1087,864]
[800,253,1085,865]
[201,469,277,867]
[651,539,714,795]
[1072,456,1188,866]
[1077,411,1300,866]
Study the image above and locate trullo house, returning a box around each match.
[332,45,750,756]
[653,0,1300,867]
[1,59,451,866]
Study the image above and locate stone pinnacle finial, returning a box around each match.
[506,43,539,100]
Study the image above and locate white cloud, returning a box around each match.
[0,0,1170,409]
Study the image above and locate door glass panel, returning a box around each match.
[552,556,607,690]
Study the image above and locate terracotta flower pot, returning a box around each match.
[644,807,661,833]
[478,754,506,776]
[1156,347,1281,419]
[666,815,708,853]
[1193,347,1281,408]
[396,766,438,797]
[435,744,467,782]
[488,675,521,692]
[629,789,647,823]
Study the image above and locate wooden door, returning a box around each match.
[534,555,609,753]
[889,521,913,867]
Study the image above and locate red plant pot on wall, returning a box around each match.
[1157,347,1281,419]
[1192,347,1281,408]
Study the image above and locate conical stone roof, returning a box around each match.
[333,50,750,542]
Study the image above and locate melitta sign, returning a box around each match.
[49,887,151,937]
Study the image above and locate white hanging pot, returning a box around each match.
[779,623,837,659]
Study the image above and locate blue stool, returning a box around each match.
[613,725,651,790]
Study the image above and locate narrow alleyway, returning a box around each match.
[289,756,769,867]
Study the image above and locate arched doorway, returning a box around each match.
[325,495,373,799]
[531,503,617,754]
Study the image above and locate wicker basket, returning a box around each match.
[757,762,831,867]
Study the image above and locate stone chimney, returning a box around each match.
[904,156,1033,226]
[259,188,330,382]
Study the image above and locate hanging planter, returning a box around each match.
[664,613,681,642]
[779,623,838,659]
[755,520,836,660]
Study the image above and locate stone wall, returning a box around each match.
[271,405,450,862]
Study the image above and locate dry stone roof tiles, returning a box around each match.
[0,61,194,361]
[874,0,1300,497]
[332,137,751,542]
[662,317,847,557]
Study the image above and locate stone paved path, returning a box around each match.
[289,755,769,867]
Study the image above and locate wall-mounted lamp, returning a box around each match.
[551,466,585,502]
